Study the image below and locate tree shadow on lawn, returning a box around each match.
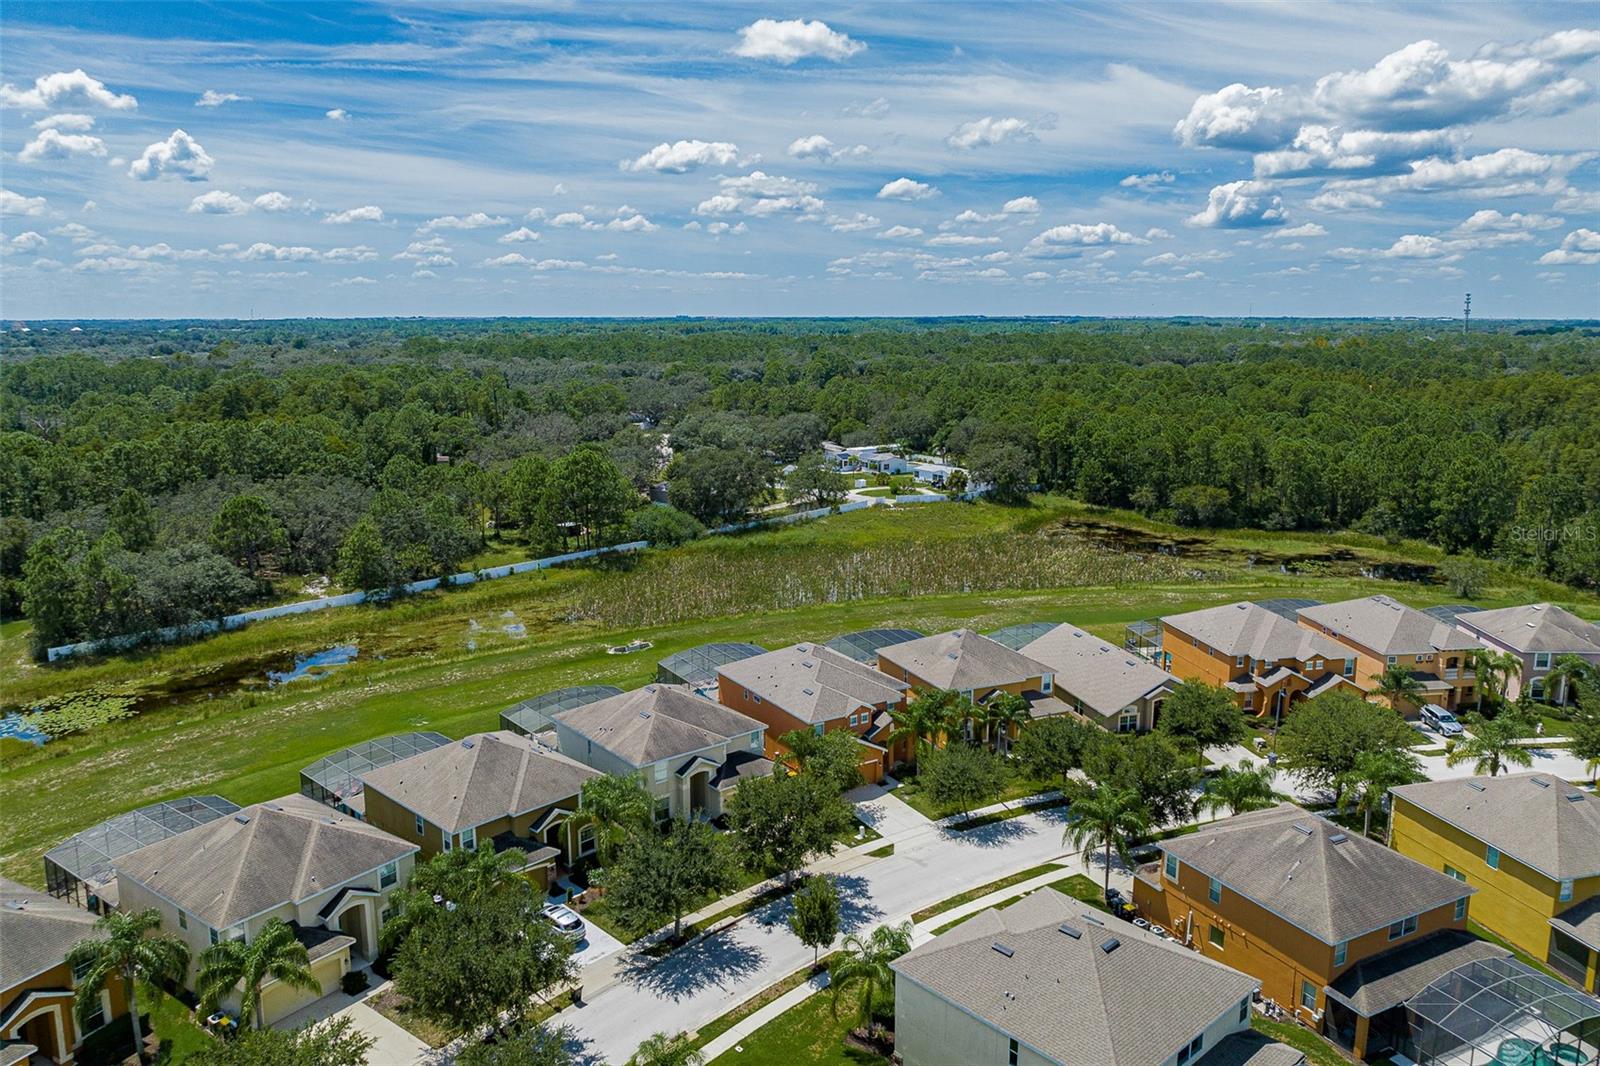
[937,814,1037,848]
[755,873,883,935]
[615,928,766,1000]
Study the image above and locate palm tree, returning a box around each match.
[982,691,1030,753]
[1201,764,1277,818]
[575,772,655,864]
[196,917,319,1030]
[887,689,965,758]
[628,1031,705,1066]
[828,922,913,1030]
[1333,748,1424,840]
[1061,787,1150,900]
[65,908,191,1064]
[1447,712,1535,777]
[1469,648,1522,707]
[1544,654,1595,707]
[1374,664,1425,715]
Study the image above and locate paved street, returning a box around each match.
[554,804,1076,1065]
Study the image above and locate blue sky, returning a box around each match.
[1,2,1595,319]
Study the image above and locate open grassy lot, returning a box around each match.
[3,497,1592,886]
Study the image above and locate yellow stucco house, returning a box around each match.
[1390,773,1600,992]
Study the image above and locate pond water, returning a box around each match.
[267,644,359,684]
[0,713,50,746]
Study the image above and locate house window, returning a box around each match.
[1486,845,1500,870]
[1165,853,1179,880]
[654,797,670,824]
[1208,878,1222,904]
[578,825,597,857]
[1388,914,1418,940]
[81,995,106,1033]
[442,833,453,853]
[1387,655,1397,666]
[1535,652,1551,669]
[210,927,220,946]
[1344,658,1355,676]
[461,826,476,852]
[1444,865,1466,883]
[1235,655,1246,669]
[1455,897,1468,921]
[1530,679,1545,699]
[1301,981,1317,1011]
[1243,695,1254,711]
[1239,998,1250,1023]
[72,956,93,982]
[415,813,424,836]
[381,862,398,888]
[381,905,395,925]
[848,713,858,726]
[1041,675,1053,694]
[1008,1038,1019,1066]
[814,723,825,736]
[178,910,188,930]
[1560,879,1574,902]
[1209,925,1225,948]
[1118,710,1138,734]
[654,762,668,783]
[1334,941,1347,966]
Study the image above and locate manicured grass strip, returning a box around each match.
[1468,920,1567,983]
[692,954,837,1050]
[866,843,894,858]
[931,873,1107,935]
[1250,1016,1352,1066]
[948,795,1066,831]
[910,862,1065,924]
[706,980,887,1066]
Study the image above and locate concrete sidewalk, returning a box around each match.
[699,969,832,1060]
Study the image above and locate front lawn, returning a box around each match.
[142,983,216,1064]
[891,769,1050,820]
[707,986,888,1066]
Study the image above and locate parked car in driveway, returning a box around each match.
[1420,705,1464,737]
[542,903,587,942]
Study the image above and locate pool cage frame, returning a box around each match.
[1403,956,1600,1066]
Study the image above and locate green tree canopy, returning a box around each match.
[1158,681,1247,752]
[790,874,841,965]
[605,818,738,939]
[1276,691,1418,802]
[726,770,853,882]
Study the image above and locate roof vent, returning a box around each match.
[1329,833,1348,845]
[1466,781,1486,792]
[1236,604,1247,610]
[946,651,959,660]
[234,815,251,825]
[1082,914,1105,927]
[992,942,1015,958]
[802,661,814,669]
[1292,823,1313,836]
[797,644,810,652]
[639,711,652,719]
[1099,937,1121,954]
[802,688,815,696]
[461,739,474,749]
[1058,924,1082,939]
[1568,793,1587,803]
[1532,778,1551,789]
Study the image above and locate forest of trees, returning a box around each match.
[2,319,1596,655]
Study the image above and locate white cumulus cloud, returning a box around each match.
[731,19,864,64]
[196,90,247,108]
[622,140,749,174]
[33,113,94,131]
[419,212,509,232]
[128,130,213,181]
[0,69,137,111]
[787,135,871,162]
[1024,223,1148,257]
[326,108,350,121]
[1186,180,1287,228]
[1539,228,1600,265]
[877,177,938,201]
[1120,171,1176,191]
[498,227,541,243]
[323,205,385,224]
[188,191,250,215]
[19,129,107,163]
[946,116,1035,149]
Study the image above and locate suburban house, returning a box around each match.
[1390,773,1600,993]
[1296,596,1480,712]
[1452,603,1600,704]
[715,642,908,783]
[359,731,602,892]
[1133,804,1493,1061]
[1013,622,1179,733]
[1159,602,1359,719]
[876,629,1056,749]
[2,878,127,1066]
[550,684,772,822]
[112,794,416,1027]
[820,442,968,487]
[892,887,1303,1066]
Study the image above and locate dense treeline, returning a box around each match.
[2,320,1596,655]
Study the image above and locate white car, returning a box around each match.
[541,903,586,942]
[1420,705,1464,737]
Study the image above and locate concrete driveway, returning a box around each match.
[845,781,931,838]
[569,921,626,969]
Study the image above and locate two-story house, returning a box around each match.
[2,878,128,1066]
[1013,622,1179,733]
[715,642,908,783]
[892,887,1303,1066]
[876,629,1055,751]
[1452,603,1600,704]
[1132,804,1497,1061]
[551,684,771,822]
[359,731,602,893]
[1390,773,1600,993]
[1159,602,1359,719]
[1297,596,1480,713]
[112,794,417,1027]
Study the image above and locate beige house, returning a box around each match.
[113,794,416,1027]
[892,887,1300,1066]
[1452,603,1600,704]
[551,685,771,822]
[1297,596,1481,712]
[1017,622,1179,733]
[359,731,601,892]
[2,879,128,1066]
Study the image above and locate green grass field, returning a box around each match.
[2,497,1593,886]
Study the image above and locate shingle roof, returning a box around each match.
[1201,1032,1306,1066]
[1160,805,1473,944]
[1297,595,1479,656]
[1161,602,1348,662]
[1018,624,1176,717]
[876,629,1050,691]
[717,642,907,725]
[1390,773,1600,881]
[360,731,600,834]
[0,877,104,988]
[1454,603,1600,656]
[553,684,762,767]
[892,888,1259,1066]
[1551,894,1600,952]
[1325,930,1509,1017]
[112,794,416,929]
